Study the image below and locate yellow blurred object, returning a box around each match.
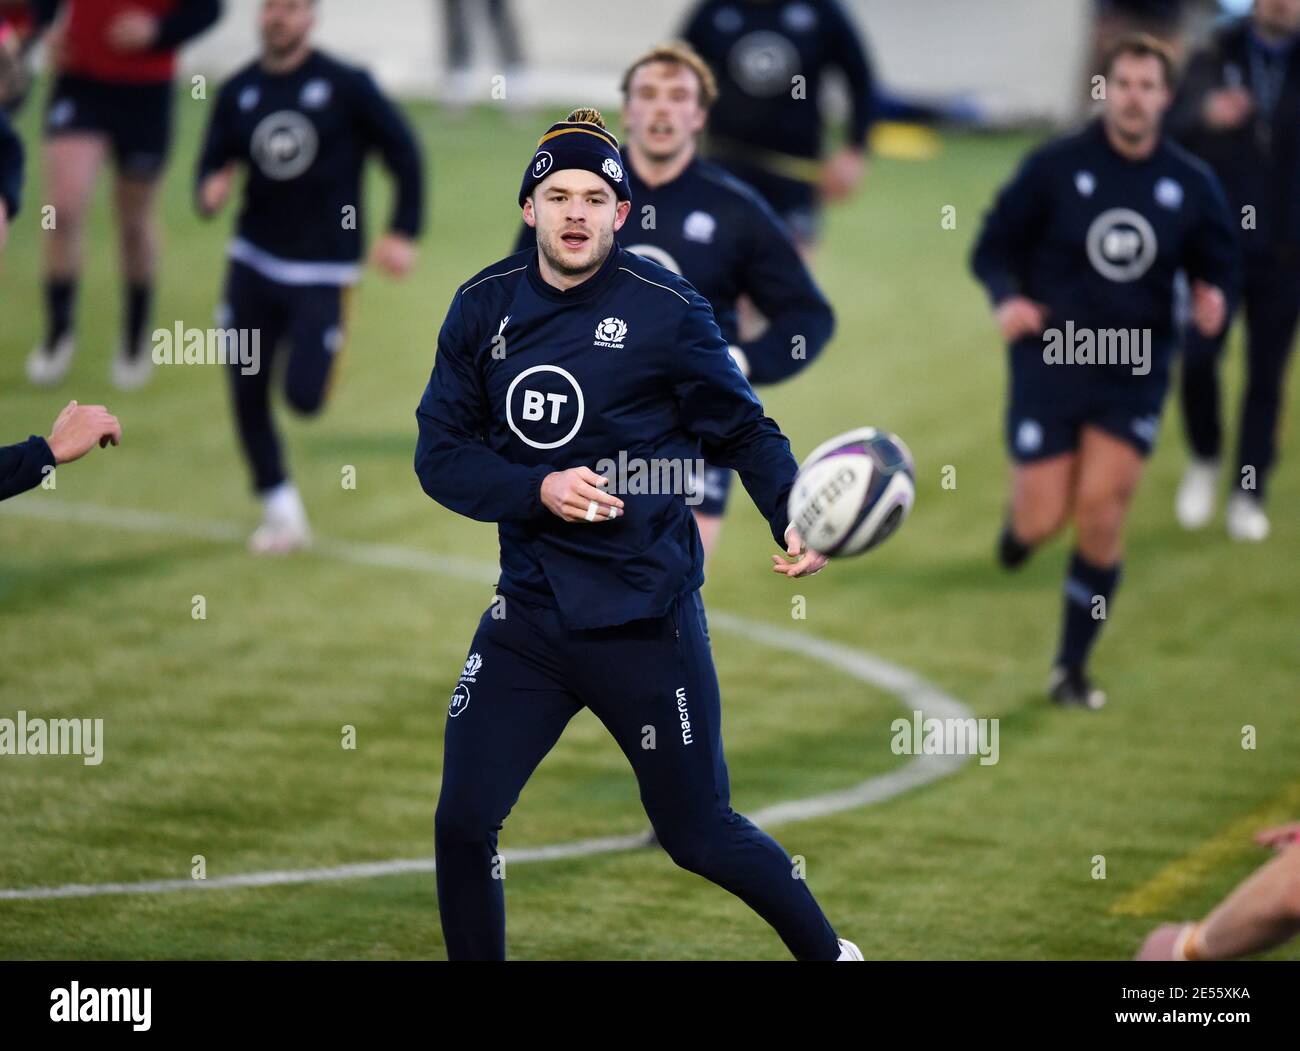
[869,121,943,161]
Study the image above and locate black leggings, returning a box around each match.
[1180,261,1300,501]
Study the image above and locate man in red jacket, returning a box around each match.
[26,0,221,390]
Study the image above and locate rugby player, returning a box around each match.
[971,36,1237,708]
[26,0,222,390]
[415,108,860,961]
[1166,0,1300,542]
[197,0,424,554]
[681,0,876,250]
[515,43,834,557]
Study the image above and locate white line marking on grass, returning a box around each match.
[0,499,973,901]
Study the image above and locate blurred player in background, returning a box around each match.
[197,0,424,554]
[0,3,34,110]
[0,18,20,255]
[1,400,122,501]
[416,107,856,961]
[515,43,834,557]
[1166,0,1300,542]
[681,0,875,252]
[439,0,528,113]
[25,0,222,390]
[971,36,1237,709]
[1137,821,1300,959]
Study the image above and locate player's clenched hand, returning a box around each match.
[994,296,1048,343]
[772,526,828,578]
[1191,280,1227,338]
[198,164,238,217]
[371,233,417,279]
[541,466,624,523]
[1254,822,1300,852]
[1203,87,1253,131]
[46,400,122,464]
[106,11,159,53]
[1135,922,1189,961]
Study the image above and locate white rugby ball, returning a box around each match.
[787,427,915,558]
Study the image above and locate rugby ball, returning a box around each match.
[787,427,915,557]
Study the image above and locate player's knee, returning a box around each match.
[1013,500,1068,545]
[285,380,326,417]
[653,822,717,876]
[434,797,501,847]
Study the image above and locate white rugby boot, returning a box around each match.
[26,334,76,387]
[111,340,154,390]
[1226,492,1269,542]
[836,938,864,961]
[249,482,313,555]
[1175,457,1218,530]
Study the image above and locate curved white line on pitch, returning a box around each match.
[0,499,973,901]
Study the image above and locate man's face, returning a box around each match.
[261,0,314,57]
[1104,53,1171,142]
[524,169,630,278]
[622,61,707,163]
[1255,0,1300,37]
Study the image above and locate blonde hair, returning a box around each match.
[620,42,718,110]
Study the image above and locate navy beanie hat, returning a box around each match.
[518,108,630,208]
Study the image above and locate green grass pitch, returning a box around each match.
[0,92,1297,960]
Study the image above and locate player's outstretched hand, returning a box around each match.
[541,466,624,523]
[1191,280,1227,338]
[1254,822,1300,852]
[46,401,122,465]
[772,526,828,578]
[371,233,417,279]
[995,296,1048,343]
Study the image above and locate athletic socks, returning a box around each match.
[44,278,76,351]
[1056,550,1122,673]
[124,282,154,359]
[997,521,1033,569]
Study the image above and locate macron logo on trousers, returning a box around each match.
[676,687,694,746]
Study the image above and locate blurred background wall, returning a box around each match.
[184,0,1099,124]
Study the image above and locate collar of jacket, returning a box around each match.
[525,241,625,303]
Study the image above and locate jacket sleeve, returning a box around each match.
[353,69,425,239]
[736,194,835,384]
[671,291,798,545]
[970,147,1050,307]
[1184,168,1240,297]
[415,292,554,522]
[823,0,876,149]
[194,80,238,208]
[0,436,56,502]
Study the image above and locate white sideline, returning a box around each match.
[0,499,973,901]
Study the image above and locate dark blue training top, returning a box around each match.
[197,49,424,279]
[682,0,875,160]
[415,244,799,630]
[515,151,834,385]
[971,120,1239,383]
[0,437,54,502]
